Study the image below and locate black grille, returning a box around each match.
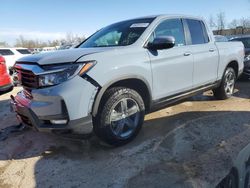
[16,68,39,88]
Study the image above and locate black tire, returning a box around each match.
[93,87,145,146]
[244,166,250,188]
[216,170,238,188]
[227,172,238,188]
[213,67,236,100]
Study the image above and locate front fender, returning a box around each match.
[91,75,152,117]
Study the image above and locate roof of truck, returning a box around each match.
[132,14,203,20]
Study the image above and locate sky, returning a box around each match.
[1,0,250,46]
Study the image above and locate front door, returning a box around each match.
[146,18,194,100]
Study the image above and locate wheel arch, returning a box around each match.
[226,60,239,78]
[92,76,152,117]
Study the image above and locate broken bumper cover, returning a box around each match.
[10,97,93,134]
[10,76,98,134]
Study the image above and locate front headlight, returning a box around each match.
[38,61,96,87]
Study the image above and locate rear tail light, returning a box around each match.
[0,56,6,65]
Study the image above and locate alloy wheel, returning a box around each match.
[109,98,140,139]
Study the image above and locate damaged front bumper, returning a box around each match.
[10,75,98,135]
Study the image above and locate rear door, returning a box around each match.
[184,19,219,87]
[146,18,194,100]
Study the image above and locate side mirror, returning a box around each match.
[147,36,175,50]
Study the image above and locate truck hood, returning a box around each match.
[16,48,110,65]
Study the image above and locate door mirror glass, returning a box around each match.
[147,36,175,50]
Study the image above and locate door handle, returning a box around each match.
[209,48,215,52]
[184,52,191,56]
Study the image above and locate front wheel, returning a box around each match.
[93,87,145,146]
[213,67,236,100]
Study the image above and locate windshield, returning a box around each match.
[79,18,155,48]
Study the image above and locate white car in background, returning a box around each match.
[0,48,31,73]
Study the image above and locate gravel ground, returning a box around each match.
[0,81,249,188]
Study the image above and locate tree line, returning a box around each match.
[0,32,86,48]
[209,12,250,32]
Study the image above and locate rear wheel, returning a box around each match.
[213,67,236,100]
[93,87,145,146]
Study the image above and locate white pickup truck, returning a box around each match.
[12,15,244,146]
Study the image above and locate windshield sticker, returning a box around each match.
[130,23,150,28]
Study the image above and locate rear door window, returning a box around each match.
[0,49,14,56]
[16,49,31,54]
[186,19,209,45]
